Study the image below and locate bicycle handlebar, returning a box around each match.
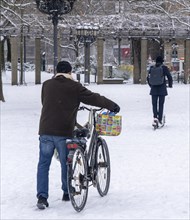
[78,106,103,112]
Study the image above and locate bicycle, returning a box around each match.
[66,106,111,212]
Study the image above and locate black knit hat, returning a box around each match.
[56,61,72,73]
[156,56,164,64]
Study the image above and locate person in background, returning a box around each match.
[36,60,120,209]
[147,56,173,127]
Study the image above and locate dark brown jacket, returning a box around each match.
[39,76,116,137]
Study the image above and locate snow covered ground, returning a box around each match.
[1,71,189,220]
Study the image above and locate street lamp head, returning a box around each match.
[35,0,76,75]
[76,23,99,42]
[36,0,76,15]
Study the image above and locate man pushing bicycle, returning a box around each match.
[36,60,120,210]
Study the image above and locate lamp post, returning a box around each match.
[76,24,99,84]
[35,0,76,75]
[114,28,122,65]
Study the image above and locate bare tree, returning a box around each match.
[1,0,190,35]
[0,0,190,84]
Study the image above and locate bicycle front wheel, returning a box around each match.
[96,138,111,196]
[67,147,88,212]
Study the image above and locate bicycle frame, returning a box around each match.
[66,107,102,180]
[85,109,99,169]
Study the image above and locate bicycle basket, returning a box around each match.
[96,114,122,136]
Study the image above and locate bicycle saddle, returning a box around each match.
[73,128,90,138]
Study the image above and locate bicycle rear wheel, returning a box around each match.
[96,138,111,196]
[67,147,88,212]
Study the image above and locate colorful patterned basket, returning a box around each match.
[96,113,122,136]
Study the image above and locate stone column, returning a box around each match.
[97,37,104,84]
[11,36,18,85]
[184,38,190,84]
[141,37,148,84]
[35,37,41,84]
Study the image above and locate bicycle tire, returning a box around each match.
[96,138,111,196]
[67,146,88,212]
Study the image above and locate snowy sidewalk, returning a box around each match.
[1,72,189,219]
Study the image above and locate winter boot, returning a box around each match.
[62,193,70,201]
[37,196,49,210]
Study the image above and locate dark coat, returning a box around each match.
[39,76,117,137]
[147,63,173,96]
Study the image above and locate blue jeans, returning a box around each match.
[37,135,69,199]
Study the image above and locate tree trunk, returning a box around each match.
[7,37,11,62]
[0,40,5,102]
[132,38,141,84]
[1,38,5,71]
[0,72,5,102]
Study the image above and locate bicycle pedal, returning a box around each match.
[98,162,107,167]
[73,192,81,196]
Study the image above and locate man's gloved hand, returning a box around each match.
[111,104,120,114]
